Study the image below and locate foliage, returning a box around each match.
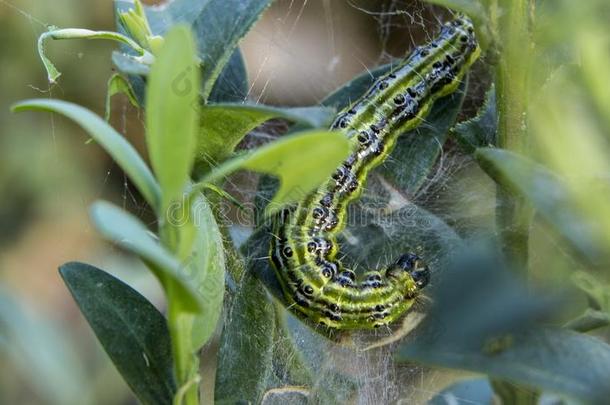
[9,0,610,403]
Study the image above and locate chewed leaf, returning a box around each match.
[195,130,350,215]
[451,85,497,153]
[196,104,335,175]
[90,201,203,313]
[59,262,176,405]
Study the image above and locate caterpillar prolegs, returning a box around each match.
[270,16,480,330]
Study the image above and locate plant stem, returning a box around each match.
[162,222,200,405]
[168,305,199,405]
[494,0,535,272]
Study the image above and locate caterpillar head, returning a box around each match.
[388,253,430,289]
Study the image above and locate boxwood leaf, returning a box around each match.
[190,0,273,100]
[59,262,176,405]
[195,104,335,173]
[208,49,249,103]
[11,99,161,211]
[451,85,497,153]
[116,0,272,101]
[196,129,350,215]
[90,200,203,313]
[404,326,610,404]
[145,25,199,213]
[396,250,610,404]
[175,193,227,349]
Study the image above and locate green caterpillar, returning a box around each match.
[270,16,480,330]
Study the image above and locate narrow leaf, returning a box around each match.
[12,99,161,211]
[146,25,200,213]
[90,201,203,313]
[59,262,176,405]
[175,194,226,349]
[196,130,351,215]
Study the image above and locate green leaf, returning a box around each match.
[59,262,176,405]
[196,129,350,215]
[214,272,276,404]
[451,85,497,153]
[190,0,273,100]
[429,379,494,405]
[12,99,161,211]
[146,25,200,213]
[195,104,335,174]
[0,289,86,405]
[112,51,151,76]
[116,0,272,101]
[408,327,610,404]
[90,200,203,313]
[105,73,139,121]
[475,148,608,265]
[174,193,226,349]
[396,251,610,404]
[208,49,248,103]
